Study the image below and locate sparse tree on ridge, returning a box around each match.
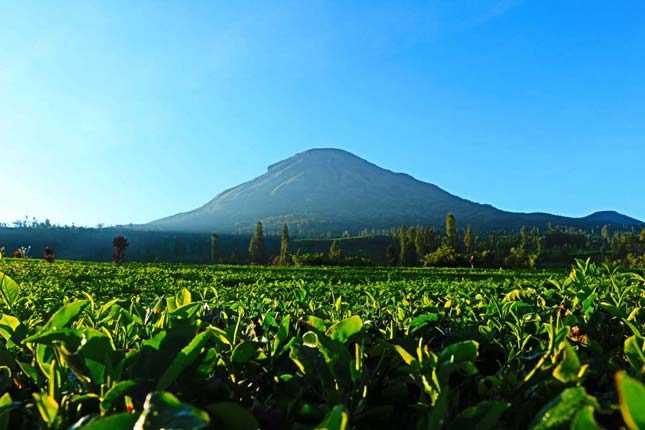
[248,222,266,264]
[280,224,290,265]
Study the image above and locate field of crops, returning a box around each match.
[0,259,644,429]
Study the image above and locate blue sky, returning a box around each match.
[1,0,644,226]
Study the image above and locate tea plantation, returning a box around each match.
[0,259,644,429]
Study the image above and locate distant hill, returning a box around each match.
[146,148,643,234]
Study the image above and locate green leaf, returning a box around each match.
[276,315,290,343]
[503,289,533,302]
[599,302,626,318]
[624,336,645,374]
[231,340,258,363]
[0,314,27,346]
[271,315,291,355]
[0,273,20,308]
[157,331,211,390]
[101,380,139,414]
[81,413,139,430]
[304,315,327,332]
[316,405,349,430]
[411,313,439,329]
[439,340,479,365]
[552,341,582,383]
[207,402,260,430]
[33,392,58,426]
[616,371,645,430]
[326,316,362,343]
[133,391,209,430]
[571,406,603,430]
[0,392,12,430]
[393,345,417,366]
[531,387,600,430]
[175,288,192,306]
[581,292,597,316]
[45,300,88,329]
[23,328,83,345]
[303,331,319,348]
[449,400,510,430]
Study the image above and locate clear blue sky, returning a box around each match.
[2,0,644,227]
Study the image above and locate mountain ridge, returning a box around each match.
[147,148,642,234]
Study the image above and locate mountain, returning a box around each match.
[147,148,643,234]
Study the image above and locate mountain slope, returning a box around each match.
[147,148,642,234]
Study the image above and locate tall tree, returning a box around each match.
[210,233,219,264]
[329,239,343,262]
[248,222,266,264]
[445,213,457,249]
[425,227,437,253]
[415,228,426,260]
[601,225,610,245]
[464,225,475,254]
[519,226,528,248]
[407,227,419,266]
[640,228,645,242]
[280,224,290,265]
[398,226,408,266]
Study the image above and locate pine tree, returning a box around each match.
[464,225,475,254]
[640,228,645,242]
[445,213,457,249]
[280,224,290,265]
[329,239,343,262]
[248,222,266,264]
[210,233,219,264]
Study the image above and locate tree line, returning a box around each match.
[2,217,644,268]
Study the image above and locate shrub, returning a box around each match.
[423,244,461,267]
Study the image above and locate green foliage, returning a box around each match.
[328,239,343,262]
[385,244,397,266]
[248,221,266,264]
[423,244,460,267]
[504,245,539,269]
[464,224,475,254]
[0,272,20,309]
[445,212,457,249]
[0,259,644,429]
[616,372,645,430]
